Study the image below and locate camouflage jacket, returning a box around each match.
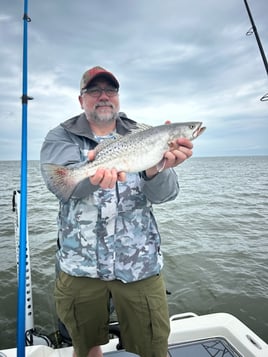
[40,113,180,283]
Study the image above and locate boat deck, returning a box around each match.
[1,313,268,357]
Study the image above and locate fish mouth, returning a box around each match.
[193,122,206,138]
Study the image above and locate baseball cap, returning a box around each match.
[80,66,120,92]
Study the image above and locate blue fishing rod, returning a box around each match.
[17,0,33,355]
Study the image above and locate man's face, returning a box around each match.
[79,78,120,124]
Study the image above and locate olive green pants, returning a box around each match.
[55,272,170,357]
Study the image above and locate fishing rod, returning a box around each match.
[16,2,58,351]
[13,190,34,335]
[243,0,268,101]
[13,191,55,348]
[17,0,33,355]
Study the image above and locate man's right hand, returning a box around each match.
[87,150,126,189]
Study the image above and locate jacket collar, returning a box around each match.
[61,112,140,139]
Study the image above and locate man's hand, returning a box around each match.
[87,150,126,189]
[145,137,193,179]
[163,137,193,169]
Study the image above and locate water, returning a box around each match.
[0,157,268,349]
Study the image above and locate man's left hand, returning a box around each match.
[145,137,193,178]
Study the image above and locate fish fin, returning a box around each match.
[42,163,80,202]
[168,140,180,150]
[156,158,166,172]
[132,122,152,132]
[94,124,150,154]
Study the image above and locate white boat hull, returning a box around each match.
[1,312,268,357]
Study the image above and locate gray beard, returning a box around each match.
[90,110,118,124]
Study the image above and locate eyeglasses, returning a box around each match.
[81,87,119,97]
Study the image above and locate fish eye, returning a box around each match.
[189,124,195,129]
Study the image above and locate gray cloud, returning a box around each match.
[1,0,267,160]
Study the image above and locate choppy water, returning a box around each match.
[0,156,268,349]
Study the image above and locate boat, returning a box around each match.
[0,191,267,357]
[1,312,268,356]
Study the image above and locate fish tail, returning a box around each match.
[42,163,81,202]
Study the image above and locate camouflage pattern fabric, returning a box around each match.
[57,135,163,283]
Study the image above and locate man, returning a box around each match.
[40,66,193,357]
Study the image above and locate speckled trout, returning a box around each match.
[42,122,205,201]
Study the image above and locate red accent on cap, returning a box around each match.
[80,66,119,91]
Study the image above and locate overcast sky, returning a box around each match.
[1,0,268,160]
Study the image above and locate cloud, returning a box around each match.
[1,0,267,160]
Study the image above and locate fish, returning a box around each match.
[42,122,205,201]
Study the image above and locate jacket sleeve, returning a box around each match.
[40,125,98,202]
[140,168,179,204]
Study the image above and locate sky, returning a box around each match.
[1,0,268,160]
